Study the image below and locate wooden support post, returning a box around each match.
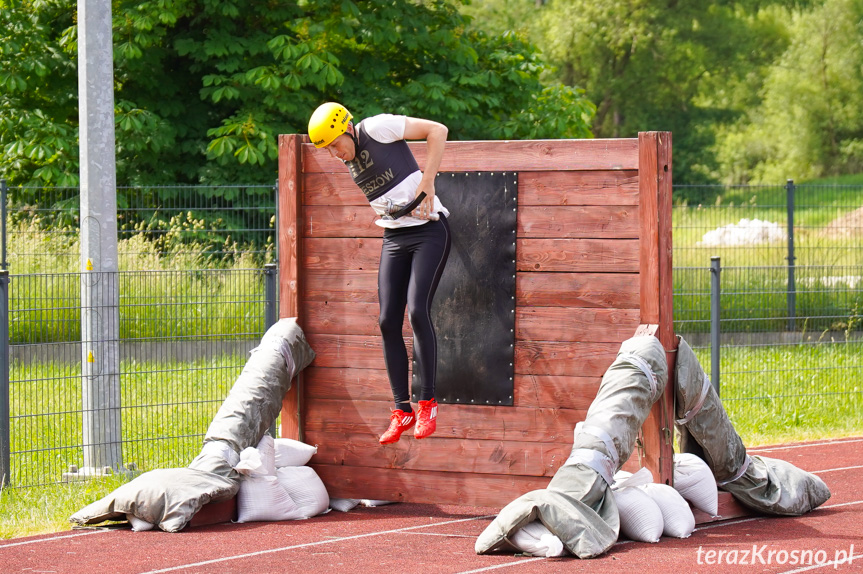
[638,132,676,485]
[278,134,304,441]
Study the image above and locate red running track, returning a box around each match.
[2,437,862,574]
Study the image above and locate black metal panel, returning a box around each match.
[412,172,517,406]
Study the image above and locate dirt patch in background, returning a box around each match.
[822,205,863,238]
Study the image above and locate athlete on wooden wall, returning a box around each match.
[308,102,451,445]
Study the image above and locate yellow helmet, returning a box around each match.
[308,102,353,148]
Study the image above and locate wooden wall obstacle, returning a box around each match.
[277,133,676,508]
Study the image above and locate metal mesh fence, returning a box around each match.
[7,269,272,487]
[1,182,279,488]
[1,180,861,488]
[674,182,863,440]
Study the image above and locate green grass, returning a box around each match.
[693,342,863,446]
[7,355,243,488]
[7,223,269,343]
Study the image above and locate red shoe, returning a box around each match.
[414,398,438,439]
[379,409,416,445]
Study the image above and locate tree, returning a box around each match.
[0,0,594,188]
[714,0,863,183]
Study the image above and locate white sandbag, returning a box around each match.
[276,466,330,518]
[360,499,395,507]
[127,514,155,532]
[329,498,361,512]
[640,483,696,538]
[236,474,304,522]
[674,452,718,516]
[509,521,567,557]
[274,438,318,467]
[612,486,664,543]
[235,435,276,478]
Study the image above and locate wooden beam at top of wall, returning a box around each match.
[638,131,676,486]
[301,138,640,173]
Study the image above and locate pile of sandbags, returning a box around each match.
[236,436,329,522]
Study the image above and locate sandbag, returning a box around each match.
[613,486,663,543]
[612,467,664,543]
[236,475,304,522]
[329,498,361,512]
[641,483,695,538]
[476,335,668,559]
[509,521,567,557]
[70,468,239,532]
[276,466,330,518]
[274,438,318,467]
[70,318,315,532]
[202,318,316,455]
[673,452,718,516]
[721,455,830,516]
[674,338,746,483]
[674,336,830,516]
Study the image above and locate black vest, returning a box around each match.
[346,121,420,202]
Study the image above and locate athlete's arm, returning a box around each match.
[404,117,448,220]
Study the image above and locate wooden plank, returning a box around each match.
[303,237,382,270]
[692,492,753,524]
[303,269,378,303]
[304,205,383,238]
[517,205,639,238]
[307,336,619,377]
[517,238,639,272]
[304,169,640,207]
[301,138,640,173]
[303,367,394,402]
[516,272,639,309]
[514,341,619,377]
[304,301,409,336]
[304,399,586,442]
[277,134,303,441]
[303,368,601,410]
[309,432,571,477]
[312,464,551,507]
[513,374,600,409]
[516,307,640,343]
[306,334,390,369]
[518,170,640,206]
[303,172,365,205]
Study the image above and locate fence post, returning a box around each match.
[786,179,797,331]
[0,269,9,487]
[273,180,279,266]
[710,256,721,396]
[1,179,7,270]
[0,180,7,486]
[264,263,278,437]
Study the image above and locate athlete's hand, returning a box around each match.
[413,181,436,220]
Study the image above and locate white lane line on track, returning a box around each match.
[811,464,863,474]
[822,499,863,509]
[749,438,863,452]
[0,529,110,548]
[778,552,863,573]
[138,514,497,574]
[456,557,547,573]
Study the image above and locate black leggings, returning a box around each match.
[378,215,451,406]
